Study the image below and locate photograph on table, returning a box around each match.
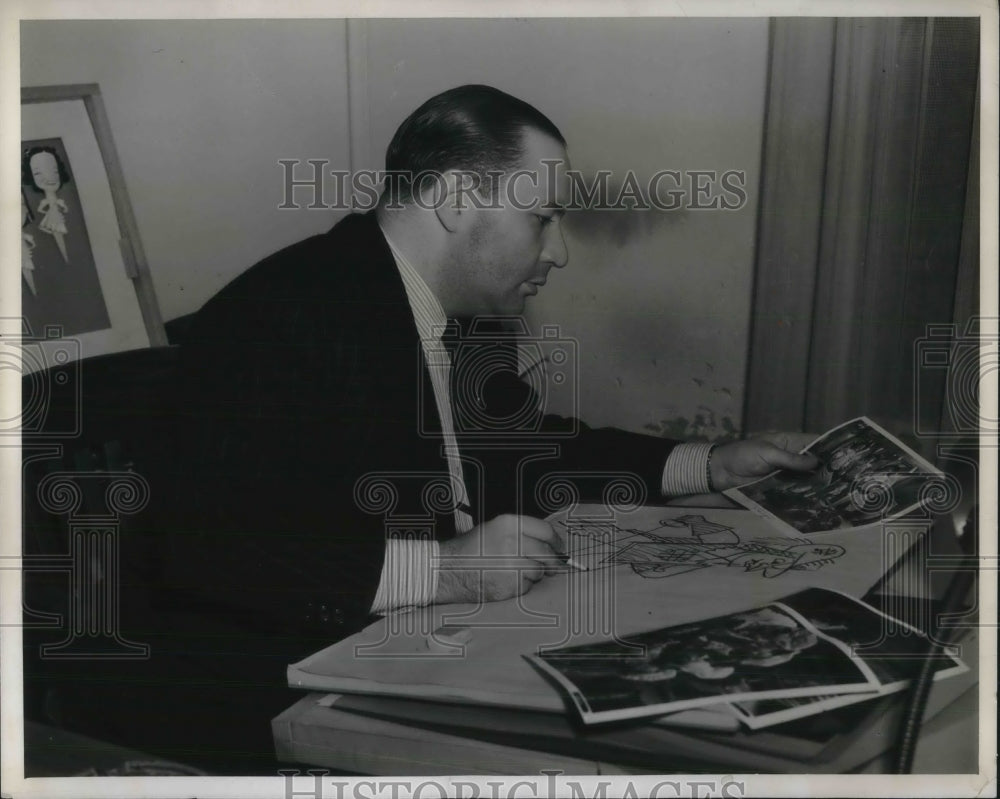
[778,588,967,683]
[527,595,880,725]
[728,588,968,729]
[725,417,945,535]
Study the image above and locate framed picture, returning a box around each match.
[20,84,165,366]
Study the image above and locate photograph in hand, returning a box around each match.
[725,417,945,535]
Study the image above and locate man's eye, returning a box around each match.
[535,214,552,226]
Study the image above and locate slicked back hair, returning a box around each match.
[379,84,566,207]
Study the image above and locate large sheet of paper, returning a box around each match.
[288,504,920,711]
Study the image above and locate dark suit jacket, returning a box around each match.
[162,211,678,641]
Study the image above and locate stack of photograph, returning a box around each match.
[529,587,967,729]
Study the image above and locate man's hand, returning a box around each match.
[710,432,819,492]
[435,514,565,605]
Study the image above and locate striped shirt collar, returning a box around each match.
[380,224,448,343]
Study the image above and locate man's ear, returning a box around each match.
[432,171,470,233]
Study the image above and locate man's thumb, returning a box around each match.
[771,448,819,471]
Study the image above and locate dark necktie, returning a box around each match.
[438,318,477,527]
[442,317,462,361]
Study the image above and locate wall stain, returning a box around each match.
[565,207,684,249]
[563,177,688,249]
[645,410,739,442]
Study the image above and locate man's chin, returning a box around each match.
[488,299,527,317]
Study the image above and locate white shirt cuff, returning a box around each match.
[370,538,440,614]
[661,442,715,496]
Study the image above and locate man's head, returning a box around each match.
[380,84,566,207]
[378,85,572,316]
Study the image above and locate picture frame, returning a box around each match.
[20,83,166,365]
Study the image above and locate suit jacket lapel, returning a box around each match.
[345,214,469,527]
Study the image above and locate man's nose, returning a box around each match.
[542,223,569,269]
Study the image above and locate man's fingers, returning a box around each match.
[765,446,819,472]
[515,561,544,585]
[517,516,565,554]
[526,563,545,583]
[753,431,818,454]
[542,554,570,575]
[519,536,568,574]
[475,516,567,579]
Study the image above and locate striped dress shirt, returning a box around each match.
[370,226,712,613]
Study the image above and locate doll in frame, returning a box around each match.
[22,145,72,264]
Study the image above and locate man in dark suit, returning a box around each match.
[164,85,815,639]
[70,84,812,772]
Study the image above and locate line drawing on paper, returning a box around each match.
[559,514,846,579]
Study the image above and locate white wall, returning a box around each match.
[21,19,351,323]
[21,18,769,438]
[360,19,769,436]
